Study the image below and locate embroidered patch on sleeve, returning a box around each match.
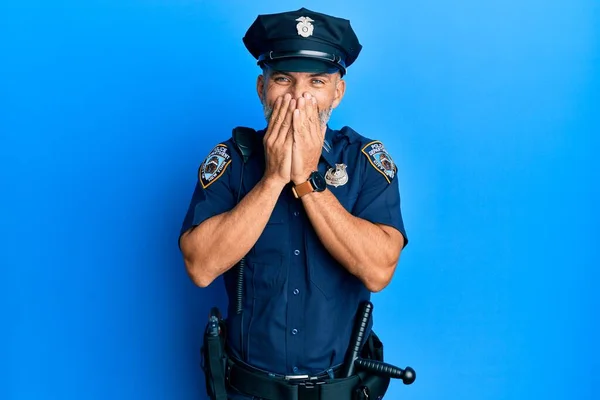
[199,144,232,189]
[361,141,397,183]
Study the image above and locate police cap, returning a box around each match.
[243,8,362,76]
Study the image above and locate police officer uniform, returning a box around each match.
[180,8,409,400]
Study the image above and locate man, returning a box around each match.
[179,7,408,400]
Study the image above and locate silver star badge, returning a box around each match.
[325,164,349,187]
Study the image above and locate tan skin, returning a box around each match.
[180,69,404,291]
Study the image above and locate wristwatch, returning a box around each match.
[292,171,327,198]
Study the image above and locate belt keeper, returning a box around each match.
[297,380,322,400]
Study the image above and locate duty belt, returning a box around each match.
[226,357,361,400]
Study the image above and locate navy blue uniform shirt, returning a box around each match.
[180,125,408,377]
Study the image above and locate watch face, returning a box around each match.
[311,171,327,191]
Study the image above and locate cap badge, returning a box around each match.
[296,16,314,38]
[325,163,349,187]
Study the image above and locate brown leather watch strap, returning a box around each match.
[292,180,314,198]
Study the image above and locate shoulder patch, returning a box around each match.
[199,144,232,189]
[361,141,397,183]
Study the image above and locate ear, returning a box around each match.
[256,74,265,102]
[331,76,346,109]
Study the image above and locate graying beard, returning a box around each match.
[261,97,332,127]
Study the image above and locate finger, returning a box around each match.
[269,93,292,144]
[303,92,313,116]
[284,111,295,146]
[296,95,306,111]
[295,96,306,137]
[292,107,304,144]
[302,94,318,143]
[305,94,317,129]
[311,96,323,141]
[264,96,283,141]
[304,94,315,127]
[276,98,296,146]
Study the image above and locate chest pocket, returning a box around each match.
[247,200,288,298]
[307,231,362,301]
[309,171,361,299]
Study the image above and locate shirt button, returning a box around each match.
[293,211,299,217]
[293,366,299,373]
[294,249,300,256]
[291,328,298,335]
[293,288,300,295]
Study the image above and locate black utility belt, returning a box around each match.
[226,356,365,400]
[202,302,415,400]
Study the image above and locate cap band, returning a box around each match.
[258,50,347,74]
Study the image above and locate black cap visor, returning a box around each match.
[262,57,342,75]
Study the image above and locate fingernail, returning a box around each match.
[284,93,291,100]
[304,92,311,99]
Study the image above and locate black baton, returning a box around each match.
[355,358,416,385]
[341,301,373,378]
[342,301,417,384]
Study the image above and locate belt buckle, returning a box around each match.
[284,374,310,381]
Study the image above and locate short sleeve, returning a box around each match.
[352,141,408,247]
[179,142,239,243]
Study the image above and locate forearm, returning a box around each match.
[300,189,404,292]
[180,177,285,287]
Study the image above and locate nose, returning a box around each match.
[290,82,310,100]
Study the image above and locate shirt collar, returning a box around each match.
[320,126,338,168]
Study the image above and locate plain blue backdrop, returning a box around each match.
[1,1,598,399]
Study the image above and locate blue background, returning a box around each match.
[1,1,598,399]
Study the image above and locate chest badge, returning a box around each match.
[296,16,315,38]
[325,163,349,187]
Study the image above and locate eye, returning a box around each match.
[273,76,290,83]
[312,79,325,85]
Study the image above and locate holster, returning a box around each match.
[202,312,228,400]
[352,331,391,400]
